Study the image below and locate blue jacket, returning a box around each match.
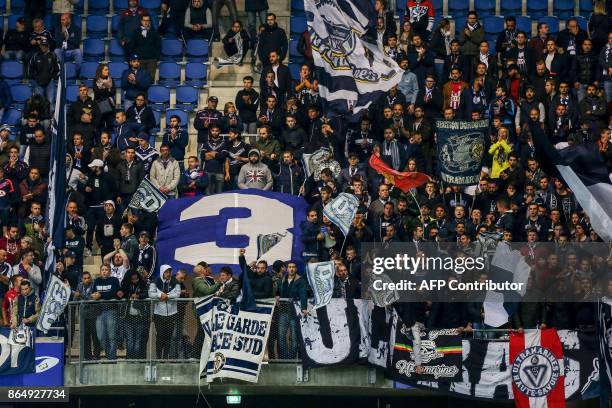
[398,70,419,105]
[274,162,304,195]
[120,68,153,101]
[278,275,308,310]
[179,166,208,196]
[54,24,81,50]
[115,122,137,151]
[300,220,321,259]
[162,128,188,161]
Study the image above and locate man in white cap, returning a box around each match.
[82,159,117,255]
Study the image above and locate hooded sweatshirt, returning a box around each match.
[237,149,273,190]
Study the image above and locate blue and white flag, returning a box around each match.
[129,177,167,213]
[36,275,71,334]
[323,192,359,236]
[306,261,335,309]
[305,0,402,117]
[196,296,275,383]
[156,190,309,273]
[0,328,35,375]
[43,51,68,287]
[302,148,330,179]
[483,242,531,327]
[436,120,488,186]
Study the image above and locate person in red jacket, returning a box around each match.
[2,274,22,326]
[406,0,435,39]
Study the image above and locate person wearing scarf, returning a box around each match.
[458,11,484,77]
[18,167,47,219]
[148,264,181,359]
[380,128,407,171]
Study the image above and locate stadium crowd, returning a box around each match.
[0,0,610,361]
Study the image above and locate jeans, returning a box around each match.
[96,309,118,360]
[604,80,612,103]
[211,0,238,38]
[243,121,257,135]
[3,50,24,61]
[278,311,298,359]
[247,10,266,48]
[125,316,148,359]
[55,48,83,70]
[206,172,225,195]
[33,81,57,110]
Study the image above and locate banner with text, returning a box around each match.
[436,120,487,186]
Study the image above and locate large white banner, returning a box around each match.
[196,296,275,383]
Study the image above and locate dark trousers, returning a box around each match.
[153,314,176,359]
[82,311,101,360]
[85,206,104,250]
[211,0,238,38]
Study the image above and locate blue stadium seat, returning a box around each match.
[539,16,560,34]
[184,62,207,87]
[0,0,6,13]
[289,39,304,64]
[396,0,406,20]
[290,16,307,36]
[572,15,588,31]
[11,0,24,13]
[66,85,80,103]
[579,0,593,16]
[483,16,505,42]
[0,61,23,85]
[141,0,162,14]
[3,109,22,126]
[289,63,300,81]
[8,15,22,30]
[448,0,469,19]
[431,0,443,14]
[108,39,126,61]
[88,0,110,15]
[147,85,170,112]
[83,39,106,61]
[158,62,181,87]
[291,0,305,13]
[108,62,128,81]
[165,109,188,127]
[114,0,128,10]
[185,39,209,62]
[74,0,85,14]
[527,0,548,19]
[516,16,532,36]
[554,0,575,20]
[86,15,109,39]
[175,86,199,111]
[9,84,31,109]
[65,62,78,84]
[454,17,467,35]
[111,15,121,36]
[488,40,496,55]
[474,0,496,18]
[161,39,184,61]
[79,62,99,87]
[151,109,161,135]
[501,0,522,15]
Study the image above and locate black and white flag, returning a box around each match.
[129,178,167,213]
[305,0,402,117]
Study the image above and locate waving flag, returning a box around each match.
[531,122,612,242]
[369,154,429,193]
[129,178,167,213]
[43,50,68,286]
[323,192,359,236]
[306,261,335,309]
[305,0,402,117]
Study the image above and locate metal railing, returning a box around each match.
[66,298,299,366]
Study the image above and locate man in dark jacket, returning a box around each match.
[116,147,145,211]
[120,55,153,110]
[28,38,59,108]
[95,200,122,259]
[260,50,290,98]
[239,249,273,299]
[54,13,82,69]
[194,96,222,143]
[68,84,100,127]
[274,151,304,195]
[276,261,308,358]
[332,262,360,299]
[300,209,324,262]
[118,0,150,52]
[257,13,288,63]
[82,159,117,253]
[235,76,259,134]
[28,130,50,179]
[557,17,588,58]
[129,15,161,79]
[3,17,30,61]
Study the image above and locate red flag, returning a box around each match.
[509,329,566,408]
[368,154,429,193]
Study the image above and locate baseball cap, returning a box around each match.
[139,230,150,238]
[130,54,139,61]
[64,250,76,258]
[207,96,218,102]
[103,200,115,208]
[88,159,105,168]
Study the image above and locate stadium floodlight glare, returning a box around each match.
[226,395,241,405]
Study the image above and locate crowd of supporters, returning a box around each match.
[0,0,609,360]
